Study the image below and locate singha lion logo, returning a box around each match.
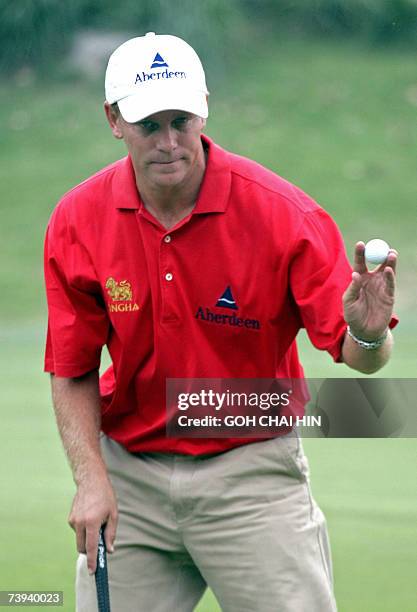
[105,277,133,301]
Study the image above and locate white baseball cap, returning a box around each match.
[105,32,209,123]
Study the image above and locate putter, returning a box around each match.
[95,525,111,612]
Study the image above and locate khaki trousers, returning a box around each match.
[76,431,337,611]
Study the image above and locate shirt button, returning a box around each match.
[165,273,173,281]
[164,235,172,243]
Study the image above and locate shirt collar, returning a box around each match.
[192,134,231,214]
[111,154,141,209]
[112,134,231,214]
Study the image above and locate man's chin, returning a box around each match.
[150,169,186,187]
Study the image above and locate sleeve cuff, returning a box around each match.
[44,358,100,378]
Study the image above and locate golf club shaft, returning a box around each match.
[95,525,111,612]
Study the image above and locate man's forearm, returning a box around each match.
[51,369,108,486]
[341,329,393,374]
[50,369,118,572]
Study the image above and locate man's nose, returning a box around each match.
[155,126,178,152]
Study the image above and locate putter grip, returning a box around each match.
[95,526,111,612]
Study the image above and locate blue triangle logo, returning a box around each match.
[216,286,238,310]
[151,52,169,69]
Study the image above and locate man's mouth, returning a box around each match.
[151,159,182,165]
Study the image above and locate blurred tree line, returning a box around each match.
[1,0,417,75]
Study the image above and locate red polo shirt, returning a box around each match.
[45,135,359,453]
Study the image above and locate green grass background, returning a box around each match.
[1,39,416,611]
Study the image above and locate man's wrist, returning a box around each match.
[73,456,109,487]
[346,325,389,350]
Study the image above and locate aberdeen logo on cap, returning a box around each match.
[134,52,186,84]
[151,52,168,69]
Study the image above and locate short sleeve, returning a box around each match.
[289,208,352,362]
[44,206,109,377]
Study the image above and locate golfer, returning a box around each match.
[44,33,398,611]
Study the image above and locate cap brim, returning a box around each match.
[117,82,208,123]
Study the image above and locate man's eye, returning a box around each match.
[172,117,189,128]
[138,121,158,132]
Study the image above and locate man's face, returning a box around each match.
[107,107,206,189]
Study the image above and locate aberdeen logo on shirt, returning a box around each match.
[215,286,238,310]
[195,285,261,330]
[105,277,139,312]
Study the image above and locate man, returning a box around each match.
[44,33,398,611]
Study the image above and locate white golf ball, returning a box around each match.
[364,239,390,264]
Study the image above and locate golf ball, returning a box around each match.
[364,239,390,264]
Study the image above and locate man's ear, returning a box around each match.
[104,101,124,140]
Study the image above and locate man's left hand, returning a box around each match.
[343,241,397,340]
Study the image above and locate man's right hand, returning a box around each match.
[68,474,118,574]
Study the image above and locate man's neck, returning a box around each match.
[135,146,207,230]
[139,185,199,230]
